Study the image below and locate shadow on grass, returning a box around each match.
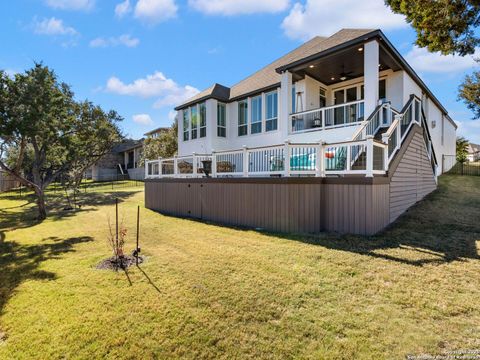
[271,176,480,266]
[0,236,94,321]
[137,265,162,294]
[0,190,142,234]
[153,175,480,267]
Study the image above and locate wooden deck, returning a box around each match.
[145,125,436,235]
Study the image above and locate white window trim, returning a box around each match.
[217,102,227,138]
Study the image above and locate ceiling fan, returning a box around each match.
[339,64,354,81]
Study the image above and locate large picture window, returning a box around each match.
[183,109,189,141]
[191,106,198,139]
[217,103,226,137]
[199,102,206,138]
[238,100,248,136]
[266,91,278,132]
[251,95,262,134]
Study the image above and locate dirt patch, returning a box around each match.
[96,255,144,271]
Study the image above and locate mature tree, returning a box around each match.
[386,0,480,56]
[140,120,178,165]
[0,64,122,219]
[458,63,480,118]
[456,136,469,163]
[385,0,480,118]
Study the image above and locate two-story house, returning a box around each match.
[144,29,457,235]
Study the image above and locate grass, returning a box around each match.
[0,175,479,359]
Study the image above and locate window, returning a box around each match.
[251,96,262,134]
[183,109,190,141]
[379,79,386,101]
[217,103,226,137]
[319,87,326,108]
[191,106,198,139]
[238,100,248,136]
[199,102,206,138]
[266,91,278,132]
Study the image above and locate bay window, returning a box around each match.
[217,103,226,137]
[266,91,278,132]
[183,109,189,141]
[251,95,262,134]
[238,100,248,136]
[199,102,206,138]
[191,106,198,139]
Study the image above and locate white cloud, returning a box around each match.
[189,0,289,15]
[115,0,132,18]
[90,34,140,48]
[133,114,154,125]
[134,0,177,24]
[33,17,78,36]
[455,119,480,144]
[45,0,95,10]
[282,0,407,40]
[105,71,200,108]
[168,110,177,121]
[405,46,479,74]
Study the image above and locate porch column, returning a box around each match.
[280,71,292,138]
[364,40,379,117]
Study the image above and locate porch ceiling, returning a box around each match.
[292,44,401,86]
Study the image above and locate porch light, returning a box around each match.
[309,65,315,68]
[340,76,347,81]
[331,77,335,81]
[358,47,363,52]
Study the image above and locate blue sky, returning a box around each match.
[1,0,479,143]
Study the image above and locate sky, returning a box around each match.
[1,0,479,143]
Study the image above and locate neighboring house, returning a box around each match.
[467,142,480,162]
[87,139,144,181]
[144,28,458,235]
[144,127,169,139]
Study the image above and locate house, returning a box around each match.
[144,127,169,139]
[467,142,480,162]
[87,139,144,181]
[144,29,457,235]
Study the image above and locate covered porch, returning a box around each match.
[278,38,403,135]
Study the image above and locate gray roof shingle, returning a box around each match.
[175,29,375,109]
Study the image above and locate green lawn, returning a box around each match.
[0,176,479,359]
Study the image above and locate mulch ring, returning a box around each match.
[96,255,144,271]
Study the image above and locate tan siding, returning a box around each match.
[389,132,436,222]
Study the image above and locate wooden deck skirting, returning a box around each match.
[145,125,436,235]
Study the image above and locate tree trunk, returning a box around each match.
[35,189,47,220]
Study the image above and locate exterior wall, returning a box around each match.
[402,72,457,173]
[389,127,437,222]
[145,178,391,235]
[127,167,145,180]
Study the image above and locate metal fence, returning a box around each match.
[0,174,144,197]
[443,155,480,176]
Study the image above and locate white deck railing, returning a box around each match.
[289,100,365,134]
[145,138,388,179]
[145,95,434,180]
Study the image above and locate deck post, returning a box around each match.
[173,155,178,177]
[395,115,401,151]
[211,150,217,178]
[192,152,197,178]
[315,141,324,177]
[346,144,352,171]
[366,135,374,177]
[383,145,389,172]
[144,161,149,179]
[158,158,163,177]
[364,40,379,117]
[284,140,291,177]
[242,145,249,177]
